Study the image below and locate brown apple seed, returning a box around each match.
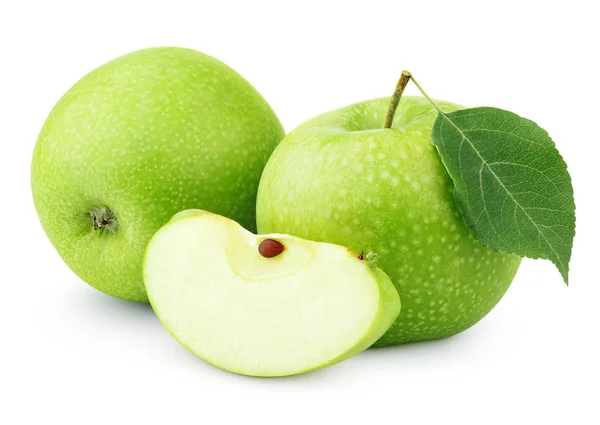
[258,239,285,258]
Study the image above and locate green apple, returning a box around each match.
[256,96,521,346]
[31,47,285,302]
[143,210,400,377]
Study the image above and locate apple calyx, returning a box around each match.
[365,252,380,268]
[88,207,119,232]
[357,251,380,268]
[384,70,412,129]
[258,238,285,258]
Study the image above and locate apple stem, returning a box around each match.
[88,207,120,232]
[384,70,412,129]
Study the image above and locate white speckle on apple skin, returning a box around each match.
[256,96,521,345]
[31,47,285,302]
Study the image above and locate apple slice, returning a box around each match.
[144,210,400,377]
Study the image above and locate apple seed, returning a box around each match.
[258,239,285,258]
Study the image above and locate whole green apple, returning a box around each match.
[32,47,285,302]
[256,96,521,345]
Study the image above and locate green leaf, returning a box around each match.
[431,107,575,283]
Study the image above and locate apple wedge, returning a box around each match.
[143,210,400,377]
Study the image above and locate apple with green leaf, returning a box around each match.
[144,210,400,376]
[31,47,285,302]
[256,78,524,345]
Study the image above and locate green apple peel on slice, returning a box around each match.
[144,210,400,377]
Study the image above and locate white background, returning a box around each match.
[1,1,598,424]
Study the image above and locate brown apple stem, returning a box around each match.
[384,70,412,129]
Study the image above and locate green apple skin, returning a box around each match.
[256,96,521,346]
[32,47,285,302]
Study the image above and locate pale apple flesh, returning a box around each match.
[31,47,285,302]
[143,210,400,377]
[256,96,521,346]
